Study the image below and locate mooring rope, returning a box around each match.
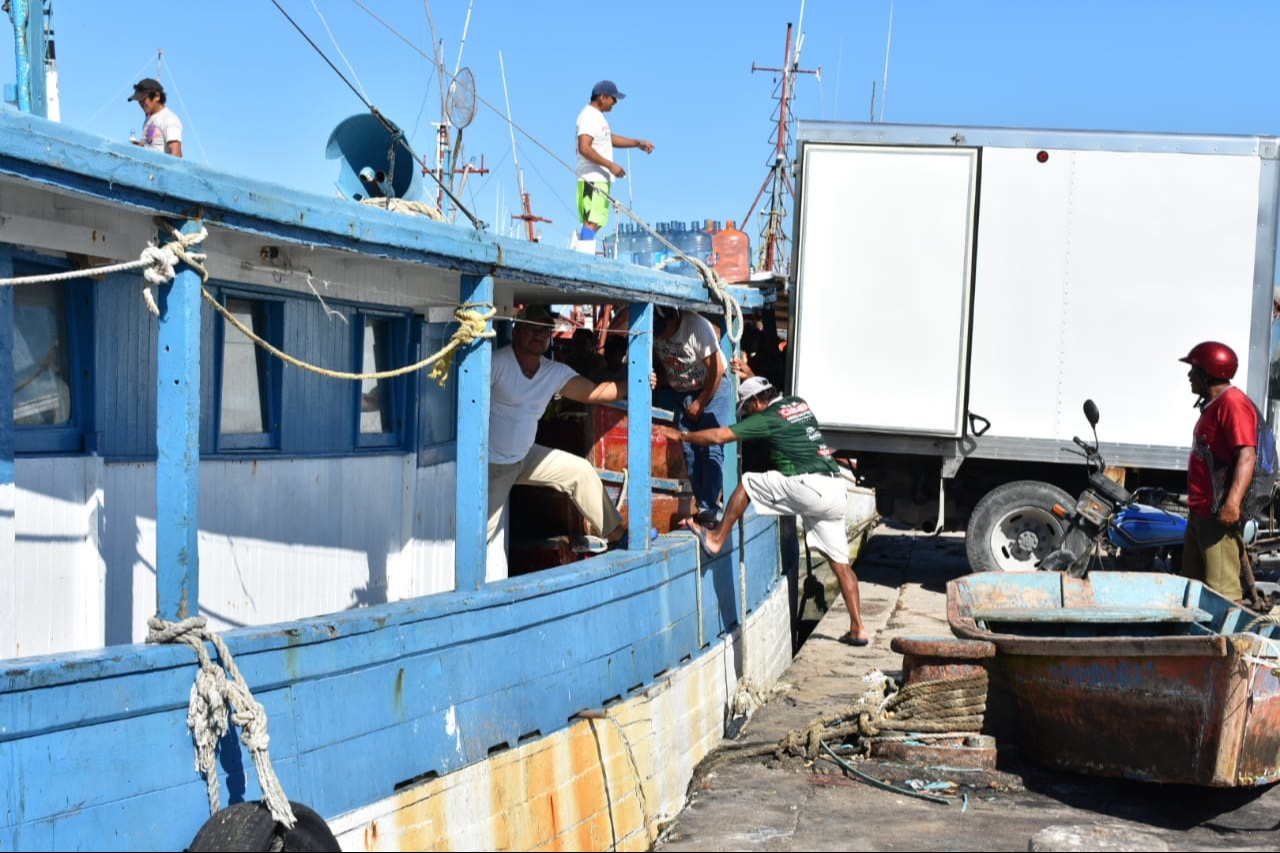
[686,668,988,792]
[146,616,297,829]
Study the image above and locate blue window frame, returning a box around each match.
[215,292,282,451]
[12,268,93,454]
[355,311,412,449]
[417,318,457,465]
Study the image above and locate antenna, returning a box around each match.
[499,51,549,241]
[745,16,820,278]
[879,1,894,122]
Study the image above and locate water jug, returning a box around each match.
[712,220,750,282]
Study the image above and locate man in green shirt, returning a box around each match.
[659,373,868,646]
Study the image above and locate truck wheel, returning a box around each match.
[965,480,1074,573]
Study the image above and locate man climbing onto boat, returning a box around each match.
[658,368,869,645]
[574,80,653,248]
[653,306,731,527]
[1181,340,1256,603]
[128,78,183,158]
[487,305,628,580]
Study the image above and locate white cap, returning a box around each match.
[736,376,774,418]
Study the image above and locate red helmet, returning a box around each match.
[1179,341,1238,381]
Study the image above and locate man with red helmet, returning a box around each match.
[1180,341,1255,602]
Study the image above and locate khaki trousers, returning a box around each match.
[487,443,623,546]
[1181,512,1244,602]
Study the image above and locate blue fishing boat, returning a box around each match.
[948,570,1280,787]
[0,5,796,850]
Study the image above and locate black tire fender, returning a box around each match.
[965,480,1075,573]
[188,801,340,852]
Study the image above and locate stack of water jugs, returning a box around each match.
[601,220,751,283]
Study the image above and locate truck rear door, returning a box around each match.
[791,144,978,437]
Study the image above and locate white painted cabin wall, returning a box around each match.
[6,455,457,659]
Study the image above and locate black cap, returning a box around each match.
[128,78,164,102]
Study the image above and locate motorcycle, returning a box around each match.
[1042,400,1269,594]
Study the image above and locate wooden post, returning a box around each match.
[626,303,653,548]
[155,220,203,621]
[0,256,15,598]
[454,274,493,589]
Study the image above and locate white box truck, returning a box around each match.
[788,121,1280,571]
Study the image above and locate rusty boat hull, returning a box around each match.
[948,571,1280,786]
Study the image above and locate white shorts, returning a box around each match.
[741,470,850,564]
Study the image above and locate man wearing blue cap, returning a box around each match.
[574,80,654,251]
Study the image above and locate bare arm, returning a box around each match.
[729,355,754,379]
[1219,445,1256,525]
[560,374,624,405]
[656,424,738,447]
[698,352,724,407]
[611,134,654,154]
[166,140,183,158]
[578,134,624,178]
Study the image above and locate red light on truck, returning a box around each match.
[1036,150,1049,163]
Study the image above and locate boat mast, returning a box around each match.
[745,19,819,278]
[6,0,54,118]
[498,51,549,242]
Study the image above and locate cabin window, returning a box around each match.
[355,313,410,448]
[418,318,457,463]
[12,277,92,454]
[216,295,281,450]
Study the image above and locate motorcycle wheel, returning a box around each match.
[965,480,1075,573]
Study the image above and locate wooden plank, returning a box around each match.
[0,251,14,616]
[0,117,768,312]
[155,219,204,621]
[975,606,1213,624]
[455,273,493,590]
[626,303,653,548]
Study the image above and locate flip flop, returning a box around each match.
[684,524,717,557]
[838,632,870,647]
[571,535,609,554]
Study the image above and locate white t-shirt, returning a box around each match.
[489,346,580,464]
[141,107,183,153]
[574,104,612,183]
[655,312,722,392]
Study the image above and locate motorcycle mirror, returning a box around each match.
[1083,399,1100,427]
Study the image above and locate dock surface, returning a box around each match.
[656,527,1280,852]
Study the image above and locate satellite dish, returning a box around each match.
[447,67,476,129]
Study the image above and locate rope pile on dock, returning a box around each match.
[688,669,989,790]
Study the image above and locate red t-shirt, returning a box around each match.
[1187,386,1257,516]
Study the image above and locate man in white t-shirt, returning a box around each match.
[574,80,653,244]
[128,78,183,158]
[487,305,628,580]
[652,307,731,526]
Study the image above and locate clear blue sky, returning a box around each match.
[7,1,1280,247]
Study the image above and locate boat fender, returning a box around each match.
[187,800,340,852]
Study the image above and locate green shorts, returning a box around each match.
[1181,512,1244,601]
[576,180,612,229]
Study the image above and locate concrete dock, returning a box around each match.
[654,527,1280,853]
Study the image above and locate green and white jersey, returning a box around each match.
[729,395,839,476]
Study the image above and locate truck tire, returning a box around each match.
[966,480,1075,573]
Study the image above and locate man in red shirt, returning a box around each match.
[1180,341,1255,602]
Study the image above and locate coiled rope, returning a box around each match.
[146,616,296,830]
[359,195,446,221]
[687,669,988,791]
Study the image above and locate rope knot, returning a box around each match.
[139,219,210,317]
[148,613,296,829]
[427,304,497,386]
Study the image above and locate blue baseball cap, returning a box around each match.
[591,80,626,100]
